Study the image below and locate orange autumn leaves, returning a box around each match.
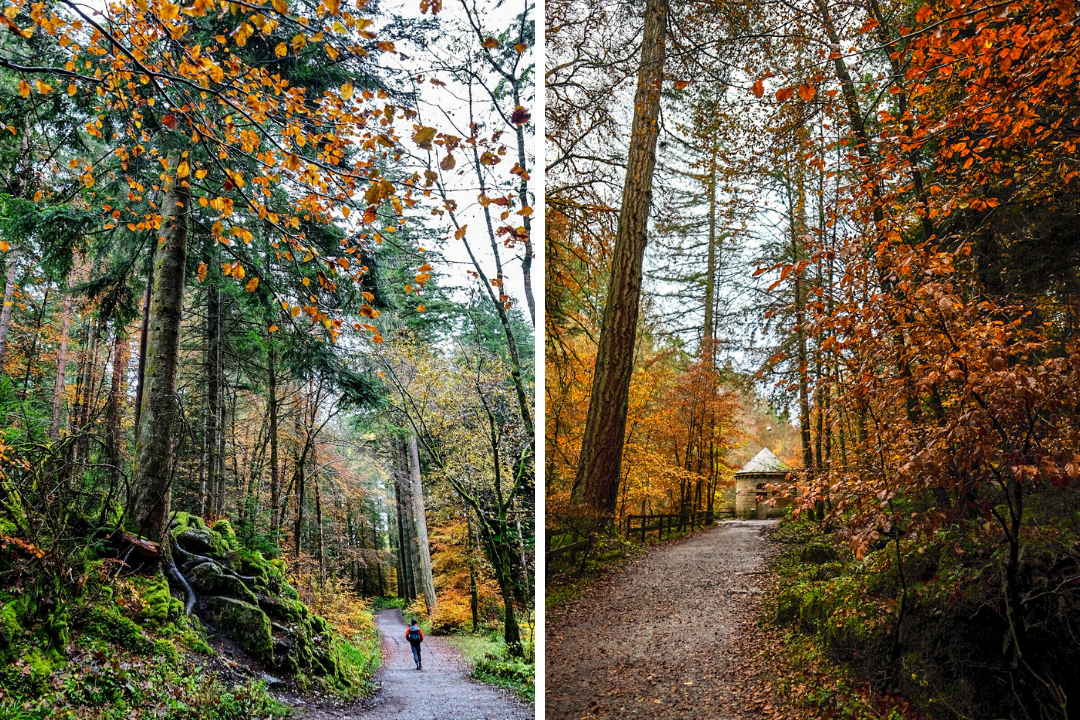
[2,0,461,343]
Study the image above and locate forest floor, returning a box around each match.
[284,609,533,720]
[546,519,780,719]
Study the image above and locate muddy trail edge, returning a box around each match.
[546,520,778,720]
[288,608,532,720]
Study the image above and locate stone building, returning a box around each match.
[734,447,792,519]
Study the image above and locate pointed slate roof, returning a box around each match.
[735,447,788,474]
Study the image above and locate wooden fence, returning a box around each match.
[623,506,735,543]
[545,526,591,566]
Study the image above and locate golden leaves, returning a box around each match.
[413,125,437,150]
[454,224,467,240]
[341,83,354,100]
[35,80,52,94]
[17,80,29,98]
[272,0,288,12]
[674,80,689,90]
[775,87,794,102]
[176,160,190,179]
[290,33,306,53]
[160,2,180,21]
[440,153,456,171]
[479,151,500,166]
[482,37,500,48]
[751,79,765,98]
[275,42,288,57]
[197,262,207,281]
[246,277,260,292]
[797,83,817,101]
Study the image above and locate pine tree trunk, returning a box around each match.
[408,435,437,611]
[133,281,151,442]
[572,0,668,513]
[206,281,223,516]
[467,510,480,632]
[130,169,189,542]
[106,329,127,480]
[50,294,73,440]
[268,334,281,542]
[0,252,17,376]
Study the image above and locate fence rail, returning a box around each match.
[624,507,735,542]
[545,526,591,565]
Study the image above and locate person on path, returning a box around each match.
[406,618,424,670]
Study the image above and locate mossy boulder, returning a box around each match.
[257,593,308,624]
[190,562,259,606]
[207,597,274,663]
[211,520,240,551]
[175,527,230,557]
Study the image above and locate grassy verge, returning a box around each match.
[442,631,534,703]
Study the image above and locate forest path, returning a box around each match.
[292,609,532,720]
[546,520,778,720]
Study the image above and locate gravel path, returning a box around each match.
[546,520,778,720]
[290,608,532,720]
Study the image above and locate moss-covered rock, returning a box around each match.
[190,562,259,606]
[257,593,308,624]
[207,597,274,663]
[175,527,230,557]
[211,520,240,551]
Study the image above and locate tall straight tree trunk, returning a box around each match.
[394,437,421,600]
[408,435,437,611]
[50,294,74,440]
[130,169,189,542]
[106,329,127,480]
[703,139,720,361]
[133,281,152,442]
[0,251,19,376]
[572,0,668,512]
[268,334,281,542]
[206,280,223,516]
[314,450,325,587]
[394,476,413,601]
[467,510,480,632]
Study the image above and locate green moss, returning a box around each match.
[207,597,274,663]
[190,562,259,606]
[85,606,155,655]
[174,527,230,558]
[280,583,299,601]
[257,593,307,624]
[135,574,173,626]
[212,519,240,551]
[0,602,20,653]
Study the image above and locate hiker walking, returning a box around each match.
[406,618,424,670]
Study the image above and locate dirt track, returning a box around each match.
[290,609,532,720]
[546,520,778,720]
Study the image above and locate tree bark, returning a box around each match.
[268,333,281,542]
[50,294,73,440]
[130,168,189,542]
[106,328,127,480]
[0,251,19,375]
[408,435,437,611]
[572,0,668,512]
